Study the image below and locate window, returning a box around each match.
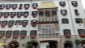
[23,11,29,18]
[32,11,38,17]
[19,4,23,9]
[0,31,5,38]
[10,12,16,18]
[31,20,37,27]
[20,30,27,38]
[2,21,8,24]
[22,20,28,27]
[15,20,22,25]
[71,1,78,7]
[64,29,71,35]
[30,30,37,36]
[4,12,10,18]
[45,11,50,17]
[0,21,1,24]
[32,3,38,9]
[30,30,37,39]
[0,12,3,18]
[0,4,5,9]
[6,4,11,9]
[1,21,8,27]
[20,30,27,36]
[52,10,57,16]
[61,9,67,16]
[8,20,14,27]
[12,4,17,10]
[74,9,79,15]
[59,1,66,7]
[78,29,85,34]
[6,30,12,38]
[75,18,83,23]
[78,29,85,37]
[17,12,23,18]
[39,11,44,16]
[13,30,19,38]
[62,18,69,24]
[24,4,30,10]
[64,29,71,38]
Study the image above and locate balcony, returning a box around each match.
[38,33,60,38]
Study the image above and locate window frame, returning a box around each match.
[6,4,11,9]
[12,4,17,9]
[59,1,66,7]
[63,29,71,35]
[15,20,22,25]
[0,12,3,16]
[32,11,38,17]
[31,20,37,27]
[0,31,5,38]
[8,20,14,25]
[62,18,69,24]
[32,3,38,9]
[24,4,30,10]
[30,30,37,36]
[71,1,78,7]
[4,12,10,18]
[74,9,79,15]
[13,30,19,37]
[61,9,67,16]
[6,30,12,38]
[22,20,28,27]
[75,18,83,23]
[1,21,8,25]
[20,30,27,36]
[17,12,23,18]
[0,4,5,9]
[23,11,29,18]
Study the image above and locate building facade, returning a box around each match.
[0,0,85,48]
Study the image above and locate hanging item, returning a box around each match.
[31,20,37,27]
[24,4,30,10]
[10,12,16,18]
[6,30,12,38]
[32,11,38,17]
[32,3,38,9]
[22,20,28,27]
[13,30,19,39]
[0,12,3,18]
[20,30,27,39]
[1,21,8,28]
[4,12,9,18]
[12,4,17,10]
[59,1,66,7]
[0,4,5,10]
[17,12,23,18]
[8,20,14,27]
[23,11,29,18]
